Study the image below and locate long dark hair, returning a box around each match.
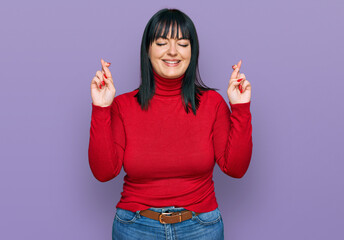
[134,8,218,115]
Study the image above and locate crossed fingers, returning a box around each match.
[231,60,246,93]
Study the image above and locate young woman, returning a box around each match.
[89,8,252,240]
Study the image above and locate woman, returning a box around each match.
[89,8,252,240]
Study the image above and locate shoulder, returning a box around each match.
[113,89,139,103]
[200,89,227,106]
[112,89,139,111]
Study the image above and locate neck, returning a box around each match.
[152,68,185,97]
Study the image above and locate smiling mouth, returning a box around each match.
[162,60,181,66]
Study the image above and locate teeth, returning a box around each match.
[163,60,180,64]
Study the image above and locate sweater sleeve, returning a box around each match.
[88,99,126,182]
[213,97,253,178]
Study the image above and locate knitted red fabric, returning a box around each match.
[88,69,253,213]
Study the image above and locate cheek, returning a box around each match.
[183,54,191,65]
[181,48,191,61]
[151,47,164,58]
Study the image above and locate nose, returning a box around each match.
[167,42,177,56]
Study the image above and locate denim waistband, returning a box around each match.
[146,206,187,213]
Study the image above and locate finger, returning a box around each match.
[235,59,242,79]
[101,58,113,80]
[238,73,246,88]
[229,78,245,90]
[101,59,111,67]
[238,79,246,93]
[96,70,104,81]
[92,76,102,89]
[241,79,251,92]
[229,75,245,86]
[230,66,239,80]
[238,72,245,79]
[102,76,112,87]
[101,70,107,86]
[236,59,242,72]
[95,71,105,88]
[237,73,246,84]
[230,59,242,80]
[98,69,115,89]
[230,72,245,82]
[97,70,107,85]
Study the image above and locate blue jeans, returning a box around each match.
[112,206,224,240]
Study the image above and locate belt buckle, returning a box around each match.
[159,213,172,224]
[158,212,182,224]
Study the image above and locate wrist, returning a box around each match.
[229,101,251,112]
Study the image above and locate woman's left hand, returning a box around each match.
[227,59,252,104]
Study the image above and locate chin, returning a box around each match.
[162,73,183,79]
[160,68,185,79]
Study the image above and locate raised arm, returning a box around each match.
[213,98,253,178]
[88,99,126,182]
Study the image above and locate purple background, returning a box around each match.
[1,0,343,239]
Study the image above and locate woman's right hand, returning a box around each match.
[91,58,116,107]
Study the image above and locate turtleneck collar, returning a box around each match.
[152,68,185,97]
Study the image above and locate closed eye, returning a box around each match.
[156,43,189,47]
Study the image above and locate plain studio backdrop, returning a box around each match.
[0,0,343,239]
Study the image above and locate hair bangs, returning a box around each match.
[150,15,191,46]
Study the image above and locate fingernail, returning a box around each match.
[107,62,111,66]
[101,81,105,86]
[237,78,243,82]
[232,65,235,69]
[99,84,102,89]
[103,74,107,79]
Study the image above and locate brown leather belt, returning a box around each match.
[139,209,201,224]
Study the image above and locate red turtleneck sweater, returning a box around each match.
[88,69,252,213]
